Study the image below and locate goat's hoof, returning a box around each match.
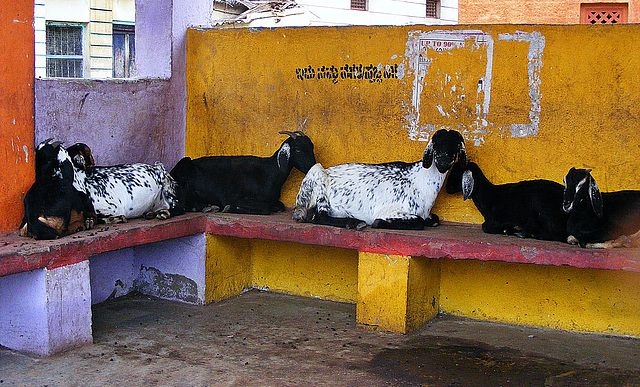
[201,205,220,213]
[425,214,439,227]
[19,224,29,237]
[567,235,579,245]
[292,206,311,222]
[144,211,156,220]
[85,217,95,230]
[105,216,127,224]
[155,210,171,220]
[354,221,368,231]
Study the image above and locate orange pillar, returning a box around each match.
[0,0,35,232]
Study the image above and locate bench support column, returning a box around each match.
[0,261,92,356]
[356,252,440,333]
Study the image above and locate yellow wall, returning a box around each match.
[440,259,640,336]
[186,24,640,226]
[190,25,640,335]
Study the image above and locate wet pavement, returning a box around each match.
[1,289,640,386]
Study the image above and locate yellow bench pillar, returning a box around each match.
[356,252,440,333]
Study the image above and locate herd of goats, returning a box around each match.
[18,129,640,249]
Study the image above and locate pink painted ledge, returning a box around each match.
[2,211,640,278]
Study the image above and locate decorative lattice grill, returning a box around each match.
[426,0,438,17]
[586,10,622,23]
[351,0,367,11]
[580,3,628,24]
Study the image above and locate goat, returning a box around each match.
[169,131,316,215]
[19,139,97,239]
[445,161,568,241]
[292,129,467,230]
[66,143,181,223]
[562,167,640,248]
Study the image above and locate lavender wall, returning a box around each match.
[35,78,182,168]
[34,0,216,170]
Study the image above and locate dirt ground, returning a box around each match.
[1,289,640,386]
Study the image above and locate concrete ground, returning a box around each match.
[1,290,640,386]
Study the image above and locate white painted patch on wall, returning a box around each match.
[404,30,494,145]
[498,31,546,138]
[403,29,546,146]
[23,146,28,163]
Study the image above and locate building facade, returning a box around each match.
[34,0,135,79]
[458,0,637,24]
[212,0,458,28]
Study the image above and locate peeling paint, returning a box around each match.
[23,146,28,163]
[404,30,494,144]
[404,29,545,145]
[134,265,200,304]
[498,31,546,138]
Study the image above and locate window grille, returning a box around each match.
[351,0,367,11]
[46,24,84,78]
[580,3,628,24]
[426,0,439,18]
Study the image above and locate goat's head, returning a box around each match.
[66,143,96,171]
[35,139,74,183]
[445,161,476,200]
[422,129,467,173]
[563,167,603,217]
[278,131,316,174]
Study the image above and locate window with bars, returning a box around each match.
[580,3,628,24]
[351,0,367,11]
[46,24,84,78]
[426,0,439,18]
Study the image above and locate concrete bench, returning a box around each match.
[2,211,639,355]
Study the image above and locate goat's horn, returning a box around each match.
[279,131,298,138]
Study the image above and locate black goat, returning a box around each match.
[170,131,316,214]
[563,168,640,248]
[446,161,568,241]
[19,140,96,240]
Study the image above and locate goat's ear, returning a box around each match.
[461,170,474,200]
[277,143,291,172]
[588,175,603,217]
[457,141,467,168]
[422,142,434,168]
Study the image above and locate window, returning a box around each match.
[351,0,368,11]
[580,3,628,24]
[426,0,439,18]
[46,24,84,78]
[113,24,135,78]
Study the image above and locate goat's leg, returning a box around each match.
[371,216,426,230]
[311,211,367,230]
[223,198,275,215]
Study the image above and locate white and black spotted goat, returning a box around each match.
[170,131,316,215]
[66,143,181,223]
[292,129,467,230]
[20,139,96,239]
[563,167,640,248]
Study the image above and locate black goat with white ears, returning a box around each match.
[170,131,316,215]
[293,129,466,230]
[445,161,568,241]
[563,167,640,248]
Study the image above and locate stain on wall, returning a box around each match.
[0,2,35,232]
